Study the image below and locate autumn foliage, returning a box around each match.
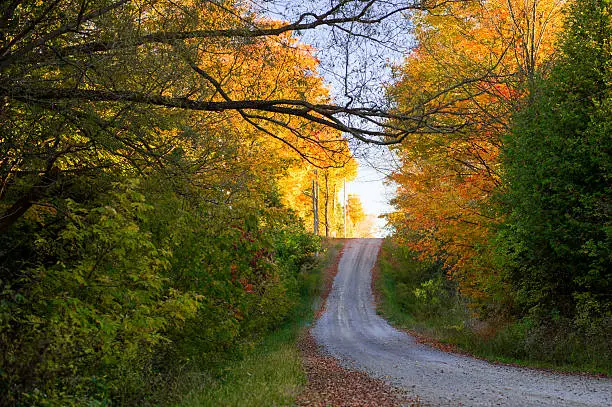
[387,0,564,304]
[0,1,358,405]
[387,0,610,369]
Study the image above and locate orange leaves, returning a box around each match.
[158,2,354,170]
[172,3,358,220]
[388,0,565,305]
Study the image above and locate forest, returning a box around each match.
[385,0,610,373]
[0,0,610,405]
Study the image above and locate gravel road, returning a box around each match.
[312,238,612,406]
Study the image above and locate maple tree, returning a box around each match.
[386,0,564,304]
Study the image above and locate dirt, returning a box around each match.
[296,238,416,407]
[312,238,612,407]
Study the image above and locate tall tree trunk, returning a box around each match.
[324,171,329,237]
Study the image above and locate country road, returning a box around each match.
[312,238,612,406]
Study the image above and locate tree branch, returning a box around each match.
[5,85,463,144]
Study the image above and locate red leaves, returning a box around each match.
[239,279,255,294]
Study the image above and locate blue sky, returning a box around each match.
[341,153,398,236]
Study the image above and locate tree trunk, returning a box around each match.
[324,171,329,237]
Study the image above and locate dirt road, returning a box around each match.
[312,238,612,406]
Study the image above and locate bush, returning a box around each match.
[0,181,200,405]
[0,176,322,406]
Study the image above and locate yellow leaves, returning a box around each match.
[276,160,358,234]
[389,0,565,303]
[347,194,365,226]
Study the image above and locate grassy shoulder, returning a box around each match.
[375,239,611,376]
[174,238,344,407]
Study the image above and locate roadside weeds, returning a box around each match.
[372,240,611,379]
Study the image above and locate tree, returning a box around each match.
[277,161,357,236]
[498,0,611,322]
[346,193,366,236]
[0,1,454,403]
[0,0,471,233]
[386,0,564,304]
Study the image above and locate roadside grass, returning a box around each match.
[175,325,304,407]
[174,238,343,407]
[375,239,611,376]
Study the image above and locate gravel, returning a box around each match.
[312,238,612,407]
[296,331,412,407]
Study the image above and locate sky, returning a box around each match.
[342,160,396,237]
[256,0,412,234]
[285,3,410,236]
[337,144,400,237]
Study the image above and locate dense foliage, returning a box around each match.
[0,170,325,405]
[387,0,610,370]
[0,1,361,405]
[377,241,611,373]
[387,0,564,305]
[497,0,611,346]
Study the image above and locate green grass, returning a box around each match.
[175,325,305,407]
[376,239,612,376]
[174,238,343,407]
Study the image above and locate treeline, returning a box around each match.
[0,0,358,405]
[1,174,322,405]
[387,0,610,368]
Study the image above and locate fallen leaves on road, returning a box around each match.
[296,239,420,407]
[296,332,418,407]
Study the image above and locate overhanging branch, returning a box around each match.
[3,85,471,145]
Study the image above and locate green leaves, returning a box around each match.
[0,168,323,405]
[497,0,611,327]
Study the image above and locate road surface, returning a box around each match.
[312,238,612,406]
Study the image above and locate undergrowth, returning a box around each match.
[174,239,343,407]
[376,239,611,376]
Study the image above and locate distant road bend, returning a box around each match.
[313,238,612,407]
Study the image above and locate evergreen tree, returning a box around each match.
[500,0,611,325]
